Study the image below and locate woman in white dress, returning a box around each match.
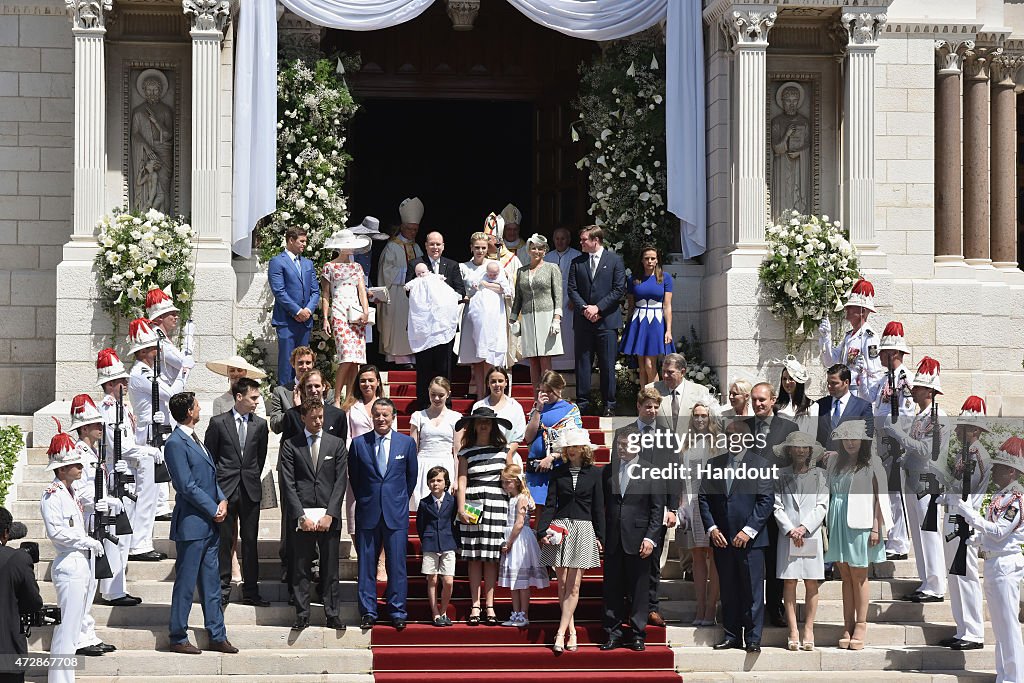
[459,231,499,399]
[772,430,828,651]
[410,377,463,510]
[472,366,527,467]
[342,365,383,559]
[677,402,725,626]
[320,229,371,406]
[773,355,819,438]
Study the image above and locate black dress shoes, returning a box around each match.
[900,590,925,602]
[75,645,105,656]
[392,617,407,631]
[599,639,623,651]
[102,595,142,607]
[292,616,309,630]
[938,637,961,648]
[603,408,616,417]
[360,615,376,629]
[951,640,983,651]
[745,642,762,653]
[326,616,347,632]
[886,552,908,560]
[128,551,164,562]
[911,594,944,603]
[713,639,743,650]
[629,639,646,652]
[241,596,271,607]
[98,643,116,653]
[155,513,173,521]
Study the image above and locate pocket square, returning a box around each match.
[395,455,405,460]
[324,456,334,460]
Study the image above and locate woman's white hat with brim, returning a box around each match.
[205,355,267,380]
[830,419,872,443]
[552,427,595,451]
[773,430,824,462]
[323,228,371,253]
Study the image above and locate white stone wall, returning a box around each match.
[0,1,71,414]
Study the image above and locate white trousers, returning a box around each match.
[943,534,984,643]
[985,554,1024,683]
[98,532,129,600]
[885,470,910,555]
[155,481,171,516]
[76,517,101,650]
[50,551,92,683]
[127,457,158,554]
[903,481,947,597]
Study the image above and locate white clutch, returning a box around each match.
[347,305,376,325]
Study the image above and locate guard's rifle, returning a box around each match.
[100,418,132,535]
[885,359,905,494]
[113,386,137,506]
[919,472,942,532]
[946,435,975,576]
[90,446,116,580]
[150,336,172,483]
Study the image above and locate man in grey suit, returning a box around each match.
[648,353,713,435]
[205,377,270,607]
[268,345,316,435]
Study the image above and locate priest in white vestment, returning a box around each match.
[377,197,424,364]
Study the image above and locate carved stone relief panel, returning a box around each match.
[125,64,180,214]
[766,73,821,221]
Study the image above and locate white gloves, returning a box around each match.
[83,537,104,555]
[182,321,196,355]
[94,500,109,514]
[153,448,165,465]
[181,355,196,370]
[114,460,129,474]
[818,318,831,338]
[549,319,560,336]
[103,497,123,515]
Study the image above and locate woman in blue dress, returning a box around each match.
[822,420,892,651]
[619,246,675,387]
[522,370,582,522]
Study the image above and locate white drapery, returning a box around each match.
[235,0,706,258]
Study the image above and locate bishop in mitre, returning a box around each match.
[377,197,424,364]
[501,203,529,266]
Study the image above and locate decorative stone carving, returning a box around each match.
[279,7,324,59]
[723,8,776,49]
[935,40,974,75]
[962,45,1002,82]
[183,0,229,33]
[840,11,886,48]
[65,0,111,30]
[990,54,1024,88]
[770,81,812,220]
[446,0,479,31]
[130,69,175,214]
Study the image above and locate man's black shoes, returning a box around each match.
[360,615,376,629]
[713,639,743,650]
[291,616,309,630]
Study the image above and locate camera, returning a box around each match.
[18,541,39,565]
[20,606,61,636]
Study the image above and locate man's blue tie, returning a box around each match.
[376,435,388,473]
[831,398,842,429]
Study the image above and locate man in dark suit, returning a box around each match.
[816,364,874,447]
[267,345,316,435]
[405,231,466,409]
[699,419,773,653]
[0,508,43,676]
[281,369,348,442]
[601,429,664,651]
[279,401,348,631]
[746,382,798,626]
[268,226,320,386]
[567,225,626,416]
[204,377,270,607]
[349,398,418,630]
[163,392,237,655]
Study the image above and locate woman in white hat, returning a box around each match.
[772,431,828,651]
[319,228,371,406]
[773,355,819,438]
[821,420,891,650]
[207,356,268,416]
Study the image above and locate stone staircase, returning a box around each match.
[6,368,1009,681]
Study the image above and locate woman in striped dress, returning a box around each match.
[537,428,604,653]
[456,407,513,626]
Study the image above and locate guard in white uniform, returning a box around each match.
[819,278,884,402]
[41,427,105,682]
[872,321,916,559]
[884,356,949,601]
[940,396,991,650]
[127,318,188,559]
[145,287,195,519]
[946,436,1024,683]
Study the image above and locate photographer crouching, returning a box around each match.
[0,506,43,683]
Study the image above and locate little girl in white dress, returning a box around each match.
[498,464,549,627]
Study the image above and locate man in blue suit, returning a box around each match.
[567,225,626,416]
[348,398,418,630]
[816,364,874,447]
[163,392,237,655]
[268,226,320,386]
[699,419,774,653]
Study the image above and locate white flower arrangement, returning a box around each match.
[759,210,860,352]
[94,207,195,324]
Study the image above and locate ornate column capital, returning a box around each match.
[991,53,1024,88]
[963,45,1002,82]
[935,40,975,75]
[839,10,887,49]
[183,0,231,34]
[65,0,112,31]
[446,0,480,31]
[721,6,777,50]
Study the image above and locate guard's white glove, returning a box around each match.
[818,317,831,338]
[114,460,129,474]
[153,448,165,465]
[83,537,104,555]
[182,320,196,355]
[94,499,109,514]
[103,497,123,515]
[549,319,560,336]
[181,355,196,370]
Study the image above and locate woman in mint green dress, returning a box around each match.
[822,420,892,651]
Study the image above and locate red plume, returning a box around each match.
[70,394,96,414]
[851,278,875,296]
[96,348,120,369]
[145,288,170,308]
[47,418,76,456]
[961,395,986,415]
[128,318,153,339]
[1000,437,1024,458]
[882,321,904,337]
[917,356,940,375]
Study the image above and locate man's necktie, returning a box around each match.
[832,399,842,429]
[294,256,302,276]
[192,432,206,454]
[433,260,440,274]
[436,497,442,511]
[376,435,388,473]
[727,456,741,495]
[237,415,247,454]
[671,392,680,427]
[310,433,320,471]
[590,254,599,277]
[619,461,630,495]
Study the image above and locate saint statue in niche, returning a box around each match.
[130,69,174,214]
[770,81,811,220]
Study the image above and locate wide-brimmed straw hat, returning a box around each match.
[349,216,389,241]
[323,228,371,253]
[830,419,872,443]
[551,427,595,452]
[454,406,513,432]
[773,430,824,462]
[205,355,267,380]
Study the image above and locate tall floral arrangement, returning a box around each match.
[759,210,860,352]
[94,208,195,332]
[255,56,359,264]
[574,38,670,265]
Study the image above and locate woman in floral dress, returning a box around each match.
[320,228,370,406]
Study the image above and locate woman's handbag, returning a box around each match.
[347,304,376,325]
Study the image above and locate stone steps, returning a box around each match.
[674,645,994,673]
[26,677,372,683]
[665,623,1006,648]
[679,672,995,683]
[28,623,370,650]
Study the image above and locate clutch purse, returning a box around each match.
[545,522,568,545]
[462,501,483,524]
[347,305,376,325]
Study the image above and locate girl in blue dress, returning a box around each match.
[522,370,582,522]
[619,246,675,387]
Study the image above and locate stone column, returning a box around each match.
[67,0,111,238]
[990,54,1023,269]
[962,46,1000,265]
[722,6,776,246]
[840,9,887,247]
[184,0,230,238]
[934,40,972,261]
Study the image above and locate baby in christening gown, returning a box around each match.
[405,262,461,354]
[465,261,510,366]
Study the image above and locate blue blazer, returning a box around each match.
[268,250,320,329]
[697,451,773,549]
[348,430,418,532]
[415,492,458,553]
[164,427,226,542]
[566,249,627,330]
[815,394,874,447]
